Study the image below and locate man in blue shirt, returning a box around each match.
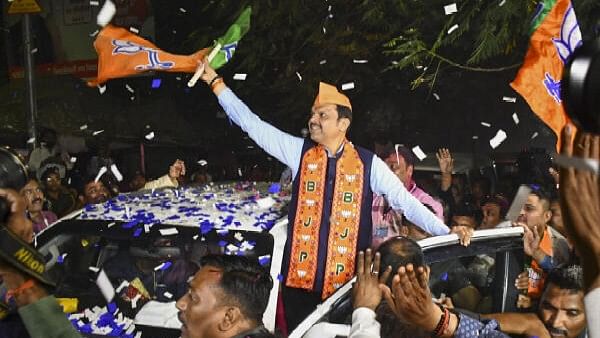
[198,61,451,330]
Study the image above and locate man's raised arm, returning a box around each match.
[200,61,304,176]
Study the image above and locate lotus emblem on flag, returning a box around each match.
[112,40,174,71]
[552,5,583,64]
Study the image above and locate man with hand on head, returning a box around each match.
[197,60,450,330]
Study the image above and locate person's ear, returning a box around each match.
[218,307,241,332]
[78,195,85,204]
[407,165,414,178]
[338,118,350,132]
[543,209,552,225]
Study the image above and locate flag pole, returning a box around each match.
[188,43,221,88]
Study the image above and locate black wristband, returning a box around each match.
[209,75,222,86]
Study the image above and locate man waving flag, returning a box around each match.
[88,6,251,87]
[510,0,582,150]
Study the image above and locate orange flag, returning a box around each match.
[510,0,581,150]
[88,25,208,87]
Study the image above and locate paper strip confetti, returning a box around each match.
[531,132,539,139]
[480,122,491,127]
[198,159,208,166]
[353,59,368,64]
[512,113,520,125]
[115,280,130,293]
[154,261,173,271]
[502,96,516,103]
[159,228,179,236]
[341,82,355,91]
[96,270,115,302]
[179,7,187,13]
[499,0,506,5]
[433,93,440,101]
[90,0,99,5]
[89,266,100,273]
[233,73,247,81]
[95,166,108,183]
[92,130,104,136]
[129,27,139,34]
[444,3,458,15]
[145,131,155,140]
[27,137,35,144]
[296,72,302,81]
[319,60,327,65]
[412,146,427,161]
[447,24,459,34]
[163,291,173,299]
[96,0,116,27]
[97,85,106,94]
[554,154,600,174]
[489,129,507,149]
[110,164,123,182]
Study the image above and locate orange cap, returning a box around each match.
[312,82,352,111]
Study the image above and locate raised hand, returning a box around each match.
[352,249,392,311]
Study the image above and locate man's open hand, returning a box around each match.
[352,249,391,311]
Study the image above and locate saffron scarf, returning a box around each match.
[286,141,364,299]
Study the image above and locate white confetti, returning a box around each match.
[70,156,77,163]
[90,29,99,37]
[296,72,302,81]
[27,137,35,144]
[125,84,134,93]
[433,93,440,101]
[489,129,507,149]
[531,132,539,139]
[319,59,327,65]
[179,7,187,13]
[234,232,244,241]
[163,291,173,299]
[107,222,115,228]
[472,136,479,140]
[554,154,600,174]
[95,166,107,183]
[80,124,88,130]
[98,85,106,94]
[110,164,123,182]
[341,82,355,91]
[499,0,506,6]
[256,197,276,209]
[90,1,99,6]
[96,0,116,27]
[322,26,327,34]
[145,131,155,140]
[412,146,427,161]
[131,294,141,309]
[159,228,179,236]
[447,24,459,34]
[353,59,368,64]
[89,266,100,273]
[30,48,38,54]
[502,96,516,103]
[444,3,458,15]
[93,130,104,136]
[96,270,115,302]
[192,235,199,240]
[129,27,139,34]
[198,159,208,166]
[233,73,247,81]
[480,122,491,127]
[238,168,243,177]
[512,113,520,125]
[115,280,130,293]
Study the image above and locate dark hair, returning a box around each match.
[40,167,60,183]
[336,104,352,123]
[380,145,415,168]
[528,184,552,210]
[452,202,476,218]
[377,237,424,286]
[200,254,273,324]
[545,265,584,294]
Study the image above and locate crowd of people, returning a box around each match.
[0,59,598,338]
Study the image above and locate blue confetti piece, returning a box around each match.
[57,254,66,264]
[277,274,284,282]
[133,228,142,237]
[258,255,271,266]
[441,272,449,281]
[218,240,228,247]
[268,183,281,194]
[108,302,117,314]
[159,261,173,271]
